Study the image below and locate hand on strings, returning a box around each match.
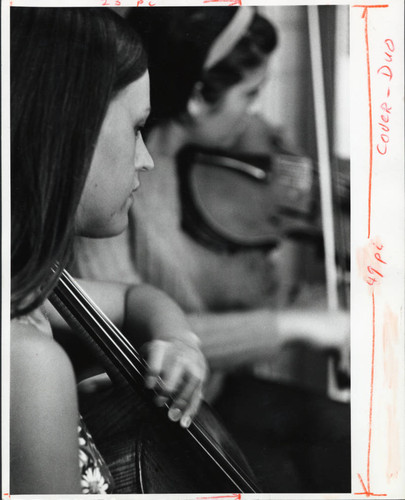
[141,334,208,428]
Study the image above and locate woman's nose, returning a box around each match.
[136,134,154,172]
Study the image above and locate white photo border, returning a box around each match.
[2,1,404,499]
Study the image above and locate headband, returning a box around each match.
[203,7,256,70]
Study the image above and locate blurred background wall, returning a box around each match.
[255,5,350,163]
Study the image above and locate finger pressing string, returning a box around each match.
[180,389,203,429]
[171,376,200,413]
[160,359,185,394]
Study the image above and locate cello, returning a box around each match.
[49,269,261,493]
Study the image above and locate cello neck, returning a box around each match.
[50,270,146,389]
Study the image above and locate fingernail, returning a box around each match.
[181,415,192,428]
[168,408,182,422]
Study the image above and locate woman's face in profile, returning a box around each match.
[191,62,268,148]
[76,71,154,238]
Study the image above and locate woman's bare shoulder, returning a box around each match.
[10,317,78,415]
[10,317,78,405]
[10,318,82,493]
[11,317,72,372]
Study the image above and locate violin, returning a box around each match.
[176,117,322,254]
[49,269,261,494]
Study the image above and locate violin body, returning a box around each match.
[177,115,321,254]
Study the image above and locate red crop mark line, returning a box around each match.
[353,5,388,238]
[352,4,389,8]
[352,7,389,497]
[354,291,386,497]
[204,0,243,5]
[197,495,241,500]
[368,290,377,492]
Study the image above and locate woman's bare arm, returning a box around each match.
[188,307,349,371]
[10,321,81,494]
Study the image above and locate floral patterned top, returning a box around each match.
[78,416,115,494]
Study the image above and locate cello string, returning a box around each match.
[61,271,257,487]
[56,275,255,491]
[58,273,145,380]
[60,272,154,383]
[55,270,257,492]
[60,272,144,360]
[50,289,143,391]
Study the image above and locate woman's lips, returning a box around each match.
[126,185,140,208]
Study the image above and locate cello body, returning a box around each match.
[79,383,255,493]
[50,271,260,494]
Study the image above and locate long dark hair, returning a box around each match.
[11,8,147,318]
[127,7,277,126]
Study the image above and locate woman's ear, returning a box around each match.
[187,82,210,120]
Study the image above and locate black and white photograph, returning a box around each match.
[1,1,404,498]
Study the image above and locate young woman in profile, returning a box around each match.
[10,8,208,494]
[73,7,351,493]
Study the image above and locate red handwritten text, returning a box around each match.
[376,39,395,156]
[366,241,387,286]
[357,238,388,289]
[204,0,243,5]
[102,0,121,5]
[136,0,156,5]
